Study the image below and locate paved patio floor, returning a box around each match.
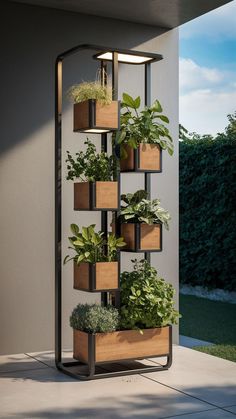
[0,345,236,418]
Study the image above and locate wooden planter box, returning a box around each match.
[120,143,162,172]
[120,223,162,252]
[74,181,119,210]
[74,99,119,132]
[73,326,171,364]
[74,261,119,292]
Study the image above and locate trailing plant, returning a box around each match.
[70,304,119,333]
[67,80,112,105]
[64,224,126,265]
[120,259,180,331]
[117,93,173,158]
[120,190,170,230]
[66,139,116,182]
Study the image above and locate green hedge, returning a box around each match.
[179,136,236,291]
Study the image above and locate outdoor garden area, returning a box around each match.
[179,112,236,362]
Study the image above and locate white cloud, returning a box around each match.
[180,58,224,92]
[180,89,236,135]
[179,56,236,134]
[180,0,236,40]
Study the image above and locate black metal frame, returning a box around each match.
[121,222,163,253]
[74,181,120,211]
[55,44,172,380]
[74,261,120,293]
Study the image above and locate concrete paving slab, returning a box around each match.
[0,353,48,374]
[168,408,236,418]
[143,345,236,407]
[180,335,214,348]
[0,365,214,419]
[224,405,236,414]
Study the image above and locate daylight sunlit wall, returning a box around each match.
[0,1,179,354]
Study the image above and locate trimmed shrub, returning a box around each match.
[179,136,236,291]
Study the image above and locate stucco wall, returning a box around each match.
[0,1,179,354]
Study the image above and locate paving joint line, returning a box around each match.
[24,353,56,370]
[142,374,236,416]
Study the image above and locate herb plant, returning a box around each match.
[66,139,116,182]
[70,304,119,333]
[120,259,180,330]
[120,190,171,230]
[117,93,173,158]
[64,224,126,265]
[67,81,112,105]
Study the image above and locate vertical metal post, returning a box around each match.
[145,63,151,263]
[55,58,62,364]
[100,61,108,306]
[112,52,120,308]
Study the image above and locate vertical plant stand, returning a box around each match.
[55,44,172,380]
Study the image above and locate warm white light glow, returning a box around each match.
[96,52,152,64]
[84,129,110,133]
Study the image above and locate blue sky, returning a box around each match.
[179,0,236,135]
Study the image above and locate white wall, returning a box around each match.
[0,1,179,354]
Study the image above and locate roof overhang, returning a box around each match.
[8,0,233,28]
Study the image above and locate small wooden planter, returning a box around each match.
[120,223,162,252]
[73,326,171,364]
[120,143,162,172]
[74,261,119,292]
[74,181,119,211]
[74,99,119,132]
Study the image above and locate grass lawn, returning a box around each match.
[179,294,236,362]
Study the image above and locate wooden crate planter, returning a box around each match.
[74,181,119,210]
[120,223,162,252]
[74,261,119,292]
[120,143,162,172]
[73,326,171,364]
[74,99,119,132]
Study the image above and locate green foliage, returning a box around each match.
[117,93,173,158]
[66,139,116,182]
[70,304,119,333]
[120,190,171,229]
[120,259,180,330]
[64,224,126,265]
[179,131,236,290]
[193,345,236,363]
[67,81,112,105]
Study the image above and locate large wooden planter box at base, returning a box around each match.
[74,181,119,210]
[120,143,162,172]
[74,99,119,132]
[74,261,119,292]
[120,223,162,252]
[73,326,171,364]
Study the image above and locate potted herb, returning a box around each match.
[70,260,180,364]
[118,190,170,251]
[64,224,126,291]
[70,304,120,363]
[117,93,173,172]
[66,139,118,210]
[67,80,119,132]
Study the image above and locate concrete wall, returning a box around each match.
[0,1,179,355]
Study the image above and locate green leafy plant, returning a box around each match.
[120,259,180,331]
[66,139,116,182]
[117,93,173,158]
[67,81,112,105]
[64,224,126,265]
[180,120,236,291]
[120,190,171,230]
[70,304,119,333]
